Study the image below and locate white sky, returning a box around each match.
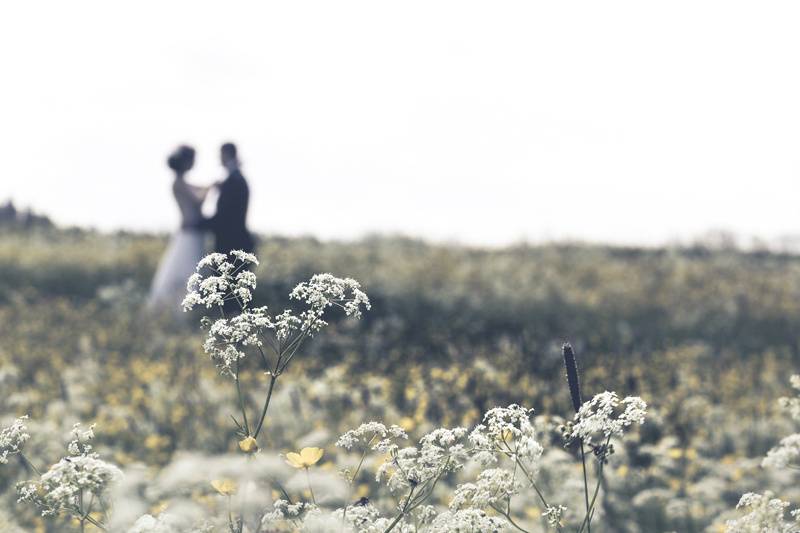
[1,1,799,246]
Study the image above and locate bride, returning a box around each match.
[148,145,209,310]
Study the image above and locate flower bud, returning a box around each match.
[238,436,258,454]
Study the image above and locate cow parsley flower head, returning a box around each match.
[469,404,543,466]
[183,251,258,311]
[17,454,122,517]
[17,422,121,518]
[762,434,800,469]
[0,416,30,465]
[328,503,398,532]
[450,468,517,511]
[268,309,302,341]
[203,306,271,377]
[67,423,95,456]
[543,505,568,528]
[336,422,408,452]
[563,392,647,445]
[128,513,182,533]
[261,499,316,526]
[427,509,507,532]
[290,274,371,331]
[377,427,468,493]
[725,492,800,532]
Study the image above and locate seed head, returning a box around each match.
[562,342,583,413]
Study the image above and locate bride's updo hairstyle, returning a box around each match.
[167,145,195,173]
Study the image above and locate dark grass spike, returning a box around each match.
[563,342,583,413]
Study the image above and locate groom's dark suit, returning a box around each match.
[199,169,255,254]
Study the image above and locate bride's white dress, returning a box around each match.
[148,179,207,310]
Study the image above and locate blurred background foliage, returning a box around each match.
[0,226,798,531]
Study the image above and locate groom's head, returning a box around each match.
[221,142,238,171]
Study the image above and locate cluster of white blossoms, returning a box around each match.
[260,499,314,526]
[17,423,121,518]
[182,251,259,310]
[449,468,517,511]
[185,252,371,379]
[426,509,507,532]
[0,416,29,464]
[201,306,271,377]
[232,396,651,531]
[289,273,371,333]
[378,427,469,493]
[725,492,800,533]
[336,421,408,451]
[542,504,568,527]
[128,514,181,533]
[762,374,800,469]
[469,404,543,466]
[17,455,122,517]
[66,422,96,456]
[762,433,800,469]
[563,391,647,445]
[727,374,800,530]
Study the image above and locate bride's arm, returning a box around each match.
[186,183,210,202]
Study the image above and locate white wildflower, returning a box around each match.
[17,454,122,517]
[725,492,800,532]
[331,503,396,532]
[469,404,543,466]
[0,416,29,465]
[268,309,302,341]
[377,427,468,493]
[67,423,95,456]
[183,251,258,311]
[127,513,181,533]
[290,274,371,331]
[336,422,407,451]
[230,249,259,265]
[450,468,517,511]
[564,392,647,444]
[203,306,271,377]
[261,499,316,525]
[763,433,800,469]
[543,504,567,528]
[427,509,507,532]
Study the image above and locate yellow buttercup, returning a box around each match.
[210,479,238,496]
[238,436,258,454]
[285,447,324,469]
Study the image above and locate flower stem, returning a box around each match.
[253,373,278,439]
[306,467,316,505]
[580,440,591,533]
[382,485,417,533]
[577,435,612,533]
[19,453,41,476]
[234,357,250,435]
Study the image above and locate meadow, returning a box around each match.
[0,226,798,532]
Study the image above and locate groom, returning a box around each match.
[200,142,255,254]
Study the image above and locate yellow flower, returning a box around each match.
[211,479,238,496]
[285,447,324,469]
[238,436,259,454]
[399,416,416,431]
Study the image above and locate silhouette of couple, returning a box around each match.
[148,142,254,309]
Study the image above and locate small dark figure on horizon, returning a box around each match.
[199,142,255,255]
